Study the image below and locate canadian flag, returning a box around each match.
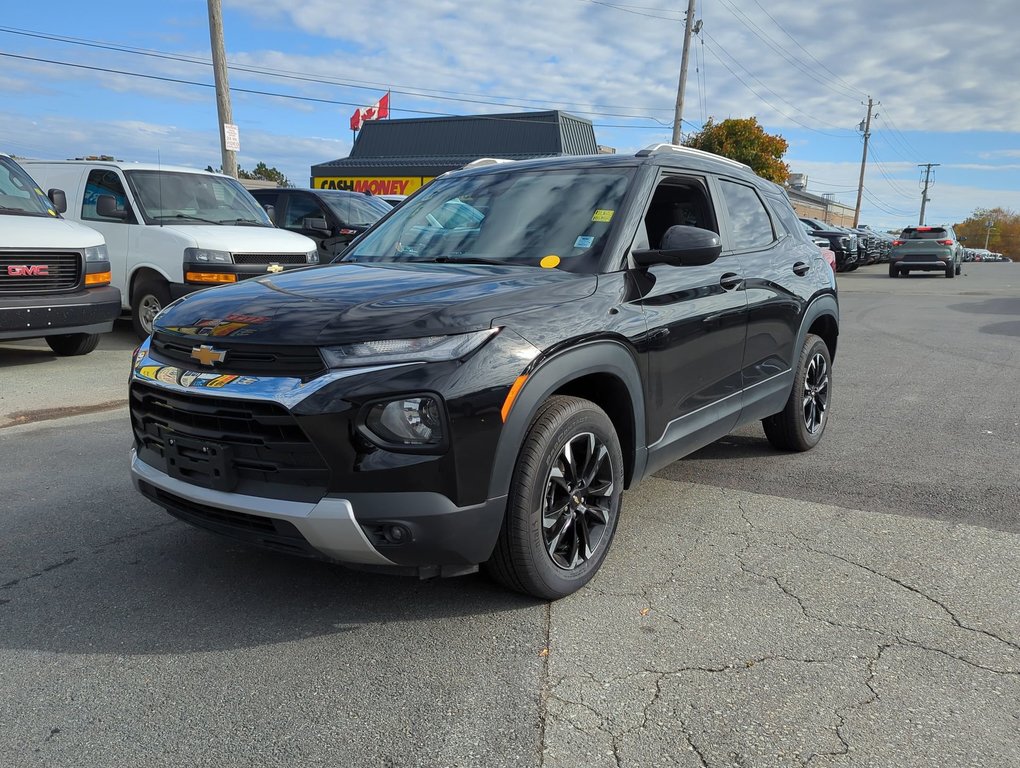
[350,91,390,131]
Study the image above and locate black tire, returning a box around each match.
[762,333,832,452]
[888,265,898,278]
[485,395,624,600]
[45,333,101,356]
[946,264,955,278]
[131,276,171,339]
[955,264,962,276]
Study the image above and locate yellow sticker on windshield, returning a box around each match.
[592,209,614,222]
[540,255,560,269]
[48,209,57,216]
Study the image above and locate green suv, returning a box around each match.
[889,225,963,278]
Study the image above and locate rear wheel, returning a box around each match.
[45,333,101,356]
[131,276,171,339]
[888,264,898,278]
[762,333,831,452]
[485,395,624,600]
[955,263,962,276]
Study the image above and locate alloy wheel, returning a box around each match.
[802,353,829,434]
[542,432,615,570]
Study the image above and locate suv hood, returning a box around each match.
[155,262,597,345]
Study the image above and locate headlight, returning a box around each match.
[84,244,109,262]
[363,396,444,446]
[306,249,319,264]
[321,328,497,368]
[184,247,233,264]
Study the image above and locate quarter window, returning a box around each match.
[284,195,326,230]
[719,180,775,250]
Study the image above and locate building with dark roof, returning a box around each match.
[310,110,599,195]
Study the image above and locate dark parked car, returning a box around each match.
[889,225,964,278]
[251,188,393,260]
[800,217,859,272]
[129,144,838,599]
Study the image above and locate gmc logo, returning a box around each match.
[7,265,49,277]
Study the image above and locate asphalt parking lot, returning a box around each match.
[1,263,1018,767]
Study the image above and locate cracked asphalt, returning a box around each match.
[1,264,1018,766]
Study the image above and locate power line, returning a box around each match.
[699,32,852,136]
[577,0,683,20]
[0,25,676,119]
[0,50,681,131]
[714,0,862,101]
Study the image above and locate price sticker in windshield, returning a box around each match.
[592,209,614,223]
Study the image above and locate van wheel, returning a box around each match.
[485,396,623,600]
[762,333,831,452]
[131,277,171,339]
[45,333,101,356]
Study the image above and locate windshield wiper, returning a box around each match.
[429,255,508,266]
[153,213,223,225]
[0,206,44,216]
[223,218,271,227]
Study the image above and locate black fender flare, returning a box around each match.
[485,339,647,501]
[797,292,839,359]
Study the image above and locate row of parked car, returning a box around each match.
[799,217,896,272]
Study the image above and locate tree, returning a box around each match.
[681,117,790,184]
[206,162,292,187]
[954,207,1019,258]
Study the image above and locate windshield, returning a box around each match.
[125,170,272,226]
[0,156,58,217]
[317,191,392,226]
[343,167,634,273]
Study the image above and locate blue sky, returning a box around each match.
[2,0,1019,231]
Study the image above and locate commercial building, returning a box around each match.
[786,173,856,226]
[310,110,599,193]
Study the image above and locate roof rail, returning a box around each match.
[635,143,750,171]
[461,157,516,170]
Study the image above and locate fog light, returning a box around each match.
[385,524,411,544]
[365,396,443,446]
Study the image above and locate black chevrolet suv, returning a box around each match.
[129,145,838,599]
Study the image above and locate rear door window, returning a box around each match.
[718,179,776,251]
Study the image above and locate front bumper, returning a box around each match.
[128,334,519,571]
[0,285,121,341]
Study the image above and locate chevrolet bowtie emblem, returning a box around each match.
[190,344,227,366]
[266,263,284,274]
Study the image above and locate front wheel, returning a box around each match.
[485,395,624,600]
[131,277,171,339]
[45,333,101,356]
[762,333,832,452]
[946,265,955,278]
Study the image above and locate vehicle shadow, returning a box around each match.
[0,517,541,657]
[681,433,776,460]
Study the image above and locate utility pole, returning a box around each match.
[207,0,237,178]
[917,163,939,225]
[984,219,995,250]
[670,0,698,145]
[852,96,877,228]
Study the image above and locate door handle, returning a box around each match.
[793,261,810,276]
[719,272,742,290]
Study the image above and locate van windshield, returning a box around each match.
[125,171,272,226]
[342,167,634,273]
[0,156,58,217]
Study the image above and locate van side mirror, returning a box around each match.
[47,189,67,214]
[632,225,722,267]
[97,194,130,220]
[262,204,276,223]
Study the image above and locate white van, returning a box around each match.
[1,154,120,355]
[23,160,318,338]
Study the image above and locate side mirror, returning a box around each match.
[47,189,67,213]
[632,225,722,267]
[304,216,331,235]
[96,194,129,220]
[262,204,276,223]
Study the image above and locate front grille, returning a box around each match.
[150,332,326,378]
[233,253,307,265]
[130,382,329,501]
[0,251,82,294]
[138,480,322,559]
